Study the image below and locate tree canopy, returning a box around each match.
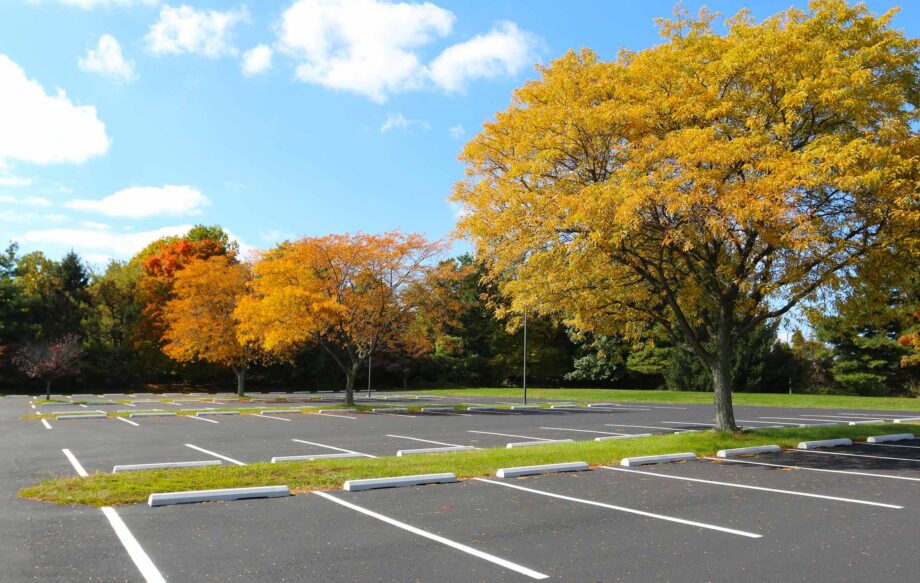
[452,0,919,428]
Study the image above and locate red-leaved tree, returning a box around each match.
[13,335,83,399]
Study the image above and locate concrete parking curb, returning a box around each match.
[319,409,356,414]
[129,412,176,418]
[620,452,697,467]
[467,406,500,411]
[797,438,853,449]
[848,419,888,425]
[373,408,408,413]
[113,460,221,473]
[271,453,364,462]
[550,405,581,409]
[586,403,615,408]
[148,485,289,507]
[420,407,455,413]
[893,418,920,423]
[196,411,239,417]
[397,446,476,456]
[799,423,840,427]
[343,473,457,492]
[56,414,106,420]
[496,462,589,478]
[866,433,915,443]
[506,439,573,448]
[594,433,653,441]
[261,409,301,415]
[716,445,781,458]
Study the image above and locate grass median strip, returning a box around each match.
[415,388,920,412]
[19,423,919,508]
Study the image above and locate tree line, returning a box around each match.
[0,1,917,424]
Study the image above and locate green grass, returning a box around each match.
[414,388,920,411]
[19,423,918,507]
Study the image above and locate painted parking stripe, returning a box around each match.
[539,427,629,436]
[313,412,358,420]
[386,434,469,448]
[116,417,140,427]
[577,406,653,412]
[468,430,552,441]
[185,444,246,466]
[473,478,761,539]
[788,449,920,463]
[601,466,902,509]
[249,413,291,422]
[61,449,167,583]
[40,419,52,430]
[292,439,377,458]
[314,491,548,580]
[186,414,219,424]
[704,456,920,482]
[62,448,89,477]
[864,442,920,450]
[604,423,676,431]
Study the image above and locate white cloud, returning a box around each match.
[65,185,209,218]
[278,0,454,102]
[50,0,159,8]
[379,112,429,133]
[20,224,194,258]
[0,194,53,207]
[0,174,33,187]
[146,4,249,58]
[448,123,464,139]
[429,22,536,92]
[79,34,137,83]
[0,211,68,224]
[0,55,110,165]
[241,44,272,76]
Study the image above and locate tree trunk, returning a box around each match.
[45,380,51,401]
[711,327,738,431]
[344,362,359,406]
[402,370,409,390]
[233,365,246,396]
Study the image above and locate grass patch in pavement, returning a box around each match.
[19,423,918,507]
[415,388,920,412]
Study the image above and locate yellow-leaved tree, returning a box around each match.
[162,255,257,395]
[236,232,446,405]
[453,0,919,429]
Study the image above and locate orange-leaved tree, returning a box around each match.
[162,256,257,395]
[236,232,446,404]
[452,1,919,429]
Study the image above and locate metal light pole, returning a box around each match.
[522,311,528,405]
[367,353,372,398]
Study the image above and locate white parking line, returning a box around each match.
[578,406,653,412]
[116,417,140,427]
[185,444,246,466]
[788,449,920,463]
[40,419,52,430]
[249,413,291,422]
[186,414,219,424]
[61,449,166,583]
[473,478,761,538]
[864,442,920,450]
[292,439,377,458]
[468,430,552,441]
[313,412,357,420]
[386,434,469,448]
[604,423,675,431]
[540,427,629,436]
[756,417,844,423]
[601,466,902,509]
[62,448,88,477]
[704,457,920,482]
[314,491,548,580]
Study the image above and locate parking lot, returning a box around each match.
[2,391,919,582]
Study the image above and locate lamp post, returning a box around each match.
[522,311,528,405]
[367,353,372,399]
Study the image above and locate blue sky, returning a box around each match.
[1,0,916,266]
